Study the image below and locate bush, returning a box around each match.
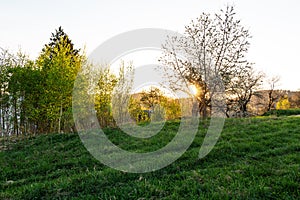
[262,109,300,116]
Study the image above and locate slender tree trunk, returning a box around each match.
[13,97,19,136]
[192,101,199,117]
[202,104,207,118]
[198,101,207,119]
[58,100,62,133]
[20,93,25,136]
[267,90,273,111]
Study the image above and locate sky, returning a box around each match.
[0,0,300,91]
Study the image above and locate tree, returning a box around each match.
[0,49,29,135]
[94,67,118,127]
[111,61,134,125]
[160,5,263,118]
[41,26,80,60]
[161,98,181,120]
[277,95,290,110]
[226,66,264,117]
[17,63,43,135]
[266,75,282,111]
[1,27,83,135]
[139,87,181,121]
[128,96,146,122]
[0,48,14,136]
[140,87,165,111]
[37,26,83,133]
[140,87,166,121]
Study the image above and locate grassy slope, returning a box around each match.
[0,116,300,199]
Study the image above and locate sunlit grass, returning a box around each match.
[1,116,299,199]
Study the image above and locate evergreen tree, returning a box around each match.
[37,26,83,133]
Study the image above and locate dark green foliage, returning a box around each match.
[42,26,80,60]
[1,117,299,199]
[263,109,300,117]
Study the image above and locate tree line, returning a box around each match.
[0,27,83,136]
[0,27,180,136]
[1,6,294,137]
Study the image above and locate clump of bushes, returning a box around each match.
[262,109,300,116]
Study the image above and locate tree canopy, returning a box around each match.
[160,6,264,117]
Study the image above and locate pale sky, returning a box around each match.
[1,0,300,90]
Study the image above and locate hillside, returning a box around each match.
[1,116,300,199]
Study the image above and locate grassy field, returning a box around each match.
[1,116,300,199]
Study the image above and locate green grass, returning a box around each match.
[1,117,300,199]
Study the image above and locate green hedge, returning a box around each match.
[262,109,300,116]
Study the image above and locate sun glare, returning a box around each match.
[189,85,198,95]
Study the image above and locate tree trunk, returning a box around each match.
[267,90,273,111]
[198,101,209,119]
[58,101,63,133]
[13,98,19,136]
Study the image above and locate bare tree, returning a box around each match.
[111,61,134,125]
[226,66,264,117]
[159,5,262,118]
[266,75,281,111]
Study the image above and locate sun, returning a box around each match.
[189,85,198,95]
